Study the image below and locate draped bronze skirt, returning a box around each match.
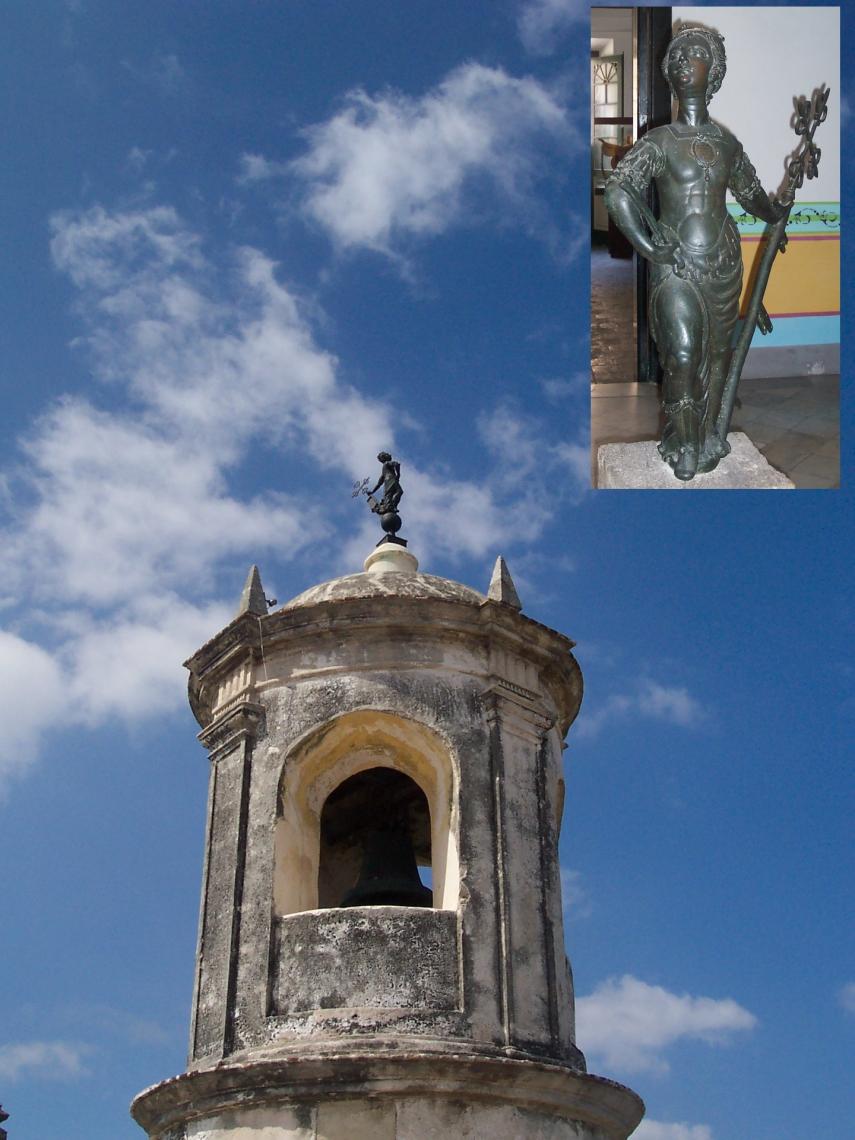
[649,213,743,399]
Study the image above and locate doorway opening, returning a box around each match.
[591,6,671,387]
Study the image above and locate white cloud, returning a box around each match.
[541,373,589,401]
[577,975,757,1075]
[63,597,231,724]
[2,205,390,781]
[477,392,591,493]
[518,0,587,55]
[554,438,590,489]
[0,1041,91,1082]
[0,632,67,789]
[477,403,590,503]
[839,982,855,1014]
[1,203,571,785]
[642,680,704,726]
[576,678,707,739]
[634,1122,714,1140]
[50,212,389,477]
[238,153,287,185]
[9,400,304,609]
[290,62,571,255]
[125,146,153,173]
[50,204,202,291]
[561,867,591,918]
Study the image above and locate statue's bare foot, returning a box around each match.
[673,445,699,481]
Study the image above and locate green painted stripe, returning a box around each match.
[728,201,840,236]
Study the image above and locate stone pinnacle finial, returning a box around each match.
[487,556,522,610]
[236,565,269,617]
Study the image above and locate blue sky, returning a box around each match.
[0,3,852,1139]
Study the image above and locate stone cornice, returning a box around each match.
[132,1050,644,1139]
[186,592,582,732]
[484,681,556,742]
[184,611,261,677]
[198,701,266,758]
[191,595,573,677]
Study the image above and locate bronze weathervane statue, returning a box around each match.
[605,25,828,481]
[353,451,407,546]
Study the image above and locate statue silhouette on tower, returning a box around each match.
[353,451,407,546]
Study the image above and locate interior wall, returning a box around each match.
[672,6,839,197]
[671,5,840,372]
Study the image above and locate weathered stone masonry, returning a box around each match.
[132,547,643,1139]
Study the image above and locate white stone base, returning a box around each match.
[182,1098,612,1139]
[364,542,419,575]
[597,432,794,489]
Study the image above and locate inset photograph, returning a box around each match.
[591,6,840,488]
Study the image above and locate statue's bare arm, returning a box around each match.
[604,137,679,264]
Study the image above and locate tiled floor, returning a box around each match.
[591,376,840,488]
[590,245,841,488]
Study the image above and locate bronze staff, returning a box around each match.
[716,87,830,441]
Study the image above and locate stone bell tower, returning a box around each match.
[132,535,643,1139]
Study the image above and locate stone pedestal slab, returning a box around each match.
[597,432,794,489]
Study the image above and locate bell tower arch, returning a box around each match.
[273,709,458,916]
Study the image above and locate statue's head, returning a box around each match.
[377,451,392,463]
[662,26,726,105]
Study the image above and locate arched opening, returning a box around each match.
[273,710,458,916]
[318,767,432,909]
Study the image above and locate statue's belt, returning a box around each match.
[657,219,740,283]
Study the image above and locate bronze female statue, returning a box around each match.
[367,452,403,515]
[353,452,407,545]
[605,26,785,480]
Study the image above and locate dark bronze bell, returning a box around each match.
[341,824,433,908]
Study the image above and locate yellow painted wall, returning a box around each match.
[740,238,840,316]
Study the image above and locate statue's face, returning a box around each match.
[668,35,712,97]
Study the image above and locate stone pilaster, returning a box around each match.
[190,703,264,1064]
[484,678,581,1065]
